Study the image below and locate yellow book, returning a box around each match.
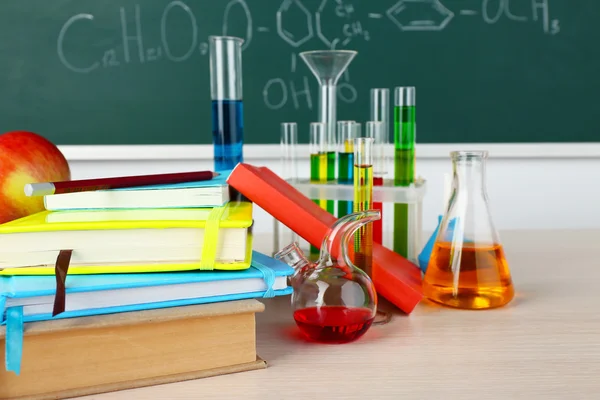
[0,201,254,275]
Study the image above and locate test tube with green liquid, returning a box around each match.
[354,137,374,277]
[337,120,355,218]
[393,86,416,258]
[309,122,333,257]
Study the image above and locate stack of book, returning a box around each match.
[0,169,293,399]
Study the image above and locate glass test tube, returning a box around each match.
[337,121,355,218]
[370,88,390,144]
[309,122,331,257]
[281,122,299,183]
[273,123,299,254]
[393,86,416,258]
[366,121,385,245]
[352,121,362,139]
[309,122,327,183]
[370,89,390,244]
[353,137,374,277]
[209,36,244,172]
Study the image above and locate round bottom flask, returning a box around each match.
[275,211,380,344]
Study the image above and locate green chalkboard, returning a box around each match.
[0,0,597,145]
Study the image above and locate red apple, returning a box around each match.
[0,131,70,223]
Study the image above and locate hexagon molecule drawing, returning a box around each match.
[315,0,343,49]
[386,0,454,31]
[276,0,314,47]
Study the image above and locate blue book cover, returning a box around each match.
[1,250,291,323]
[1,250,293,374]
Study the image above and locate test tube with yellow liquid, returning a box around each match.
[353,137,374,277]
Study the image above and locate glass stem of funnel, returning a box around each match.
[319,81,337,152]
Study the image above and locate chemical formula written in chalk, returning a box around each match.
[56,0,560,74]
[55,0,562,114]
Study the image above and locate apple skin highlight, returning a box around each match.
[0,131,70,223]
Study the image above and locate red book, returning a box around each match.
[227,163,423,314]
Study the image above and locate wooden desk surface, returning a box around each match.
[78,230,600,400]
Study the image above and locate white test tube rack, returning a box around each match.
[279,177,427,265]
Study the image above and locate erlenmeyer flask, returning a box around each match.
[275,210,380,344]
[423,151,514,309]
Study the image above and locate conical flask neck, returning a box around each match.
[452,151,488,197]
[446,150,499,246]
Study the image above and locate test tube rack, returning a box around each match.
[283,177,427,265]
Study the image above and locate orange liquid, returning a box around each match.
[423,242,514,309]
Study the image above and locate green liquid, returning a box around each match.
[324,151,335,214]
[393,105,416,258]
[394,106,416,150]
[326,151,335,181]
[394,148,415,186]
[337,152,354,217]
[310,152,336,257]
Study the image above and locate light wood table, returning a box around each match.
[79,230,600,399]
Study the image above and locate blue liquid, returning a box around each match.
[212,99,244,171]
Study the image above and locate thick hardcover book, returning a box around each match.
[0,201,254,274]
[0,299,267,400]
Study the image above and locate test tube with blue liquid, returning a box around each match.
[209,36,244,171]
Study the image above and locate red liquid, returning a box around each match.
[293,306,374,344]
[373,177,383,244]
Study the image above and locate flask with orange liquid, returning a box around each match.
[423,151,515,310]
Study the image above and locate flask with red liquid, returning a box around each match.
[275,210,380,344]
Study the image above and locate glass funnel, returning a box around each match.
[274,210,380,344]
[423,151,515,310]
[299,50,357,154]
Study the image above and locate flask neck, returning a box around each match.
[274,242,312,276]
[451,151,488,197]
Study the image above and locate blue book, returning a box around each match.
[0,250,290,324]
[43,169,234,210]
[1,250,293,373]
